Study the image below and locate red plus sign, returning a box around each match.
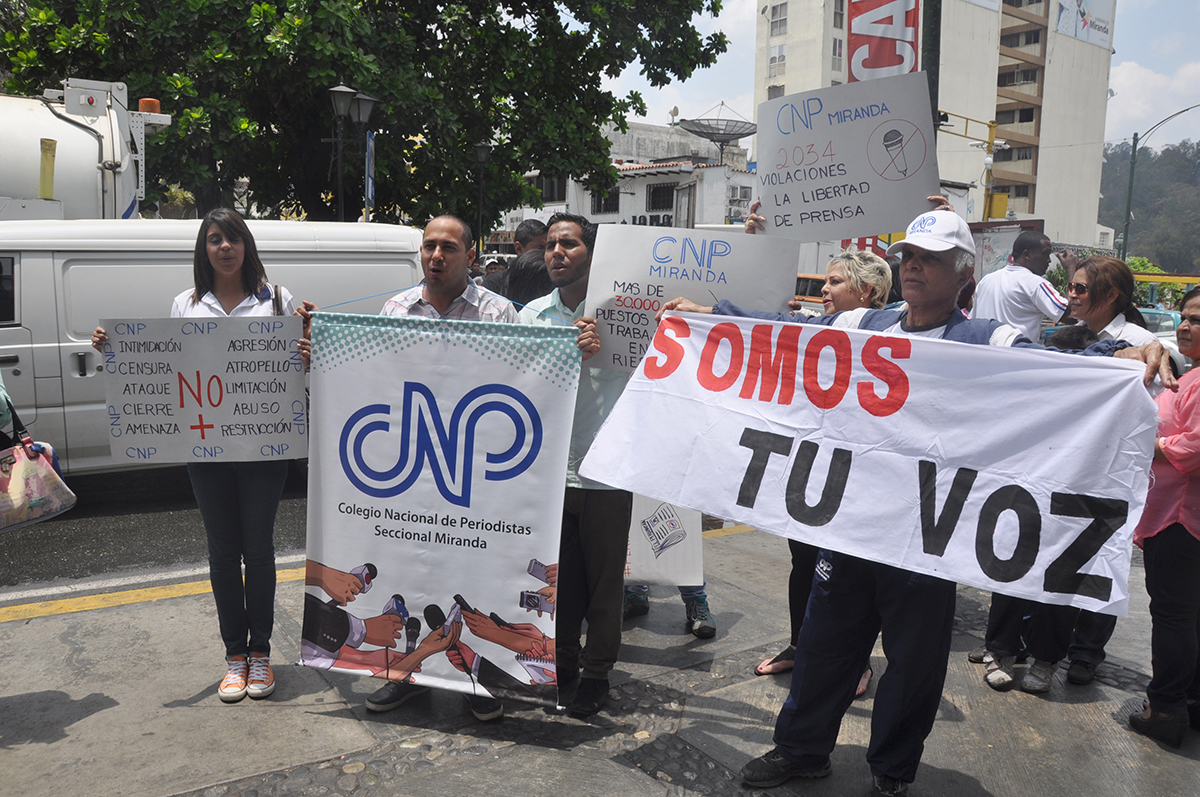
[191,414,214,439]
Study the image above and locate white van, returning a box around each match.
[0,219,423,474]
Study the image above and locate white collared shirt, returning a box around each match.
[380,281,519,323]
[171,284,296,318]
[1093,314,1159,347]
[971,264,1068,342]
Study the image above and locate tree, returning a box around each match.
[3,1,728,226]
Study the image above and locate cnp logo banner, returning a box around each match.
[581,312,1158,615]
[303,313,579,707]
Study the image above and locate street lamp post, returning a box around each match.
[474,141,492,253]
[326,82,379,222]
[1119,103,1200,260]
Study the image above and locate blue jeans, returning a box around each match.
[188,460,289,658]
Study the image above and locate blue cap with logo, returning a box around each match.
[886,211,975,258]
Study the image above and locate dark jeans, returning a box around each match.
[1069,609,1118,666]
[788,539,820,645]
[773,551,956,784]
[188,460,289,659]
[985,594,1078,664]
[556,487,633,680]
[1143,524,1200,714]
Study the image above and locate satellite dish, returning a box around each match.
[669,106,679,125]
[678,117,757,165]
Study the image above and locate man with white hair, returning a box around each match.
[659,209,1172,797]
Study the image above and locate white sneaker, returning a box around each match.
[984,656,1016,690]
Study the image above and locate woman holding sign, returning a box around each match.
[1129,286,1200,749]
[92,208,314,703]
[755,249,891,698]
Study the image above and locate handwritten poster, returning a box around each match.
[584,225,802,372]
[99,317,307,463]
[755,72,941,242]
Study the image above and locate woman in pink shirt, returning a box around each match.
[1130,286,1200,748]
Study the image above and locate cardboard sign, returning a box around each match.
[99,317,307,463]
[581,312,1158,616]
[585,225,802,372]
[755,72,941,242]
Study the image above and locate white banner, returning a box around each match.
[581,313,1158,615]
[301,313,580,707]
[585,225,803,372]
[99,316,307,464]
[755,72,941,242]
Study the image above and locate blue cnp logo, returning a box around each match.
[339,382,542,506]
[910,215,938,234]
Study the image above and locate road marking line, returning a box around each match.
[0,553,307,603]
[0,566,307,624]
[702,525,754,539]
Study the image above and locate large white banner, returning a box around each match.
[585,225,802,372]
[581,313,1158,615]
[99,316,307,464]
[755,72,941,242]
[302,313,579,707]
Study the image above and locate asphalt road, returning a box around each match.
[0,464,309,589]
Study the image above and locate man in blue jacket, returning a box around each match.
[658,209,1171,797]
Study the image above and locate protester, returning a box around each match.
[482,249,554,306]
[356,215,518,721]
[92,208,314,703]
[519,212,626,718]
[970,230,1071,341]
[513,218,548,255]
[754,249,892,706]
[1128,286,1200,748]
[1068,256,1157,347]
[658,208,1172,796]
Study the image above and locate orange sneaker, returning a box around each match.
[247,653,275,699]
[219,656,249,702]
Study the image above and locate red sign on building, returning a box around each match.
[847,0,920,83]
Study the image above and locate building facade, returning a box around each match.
[753,0,1115,244]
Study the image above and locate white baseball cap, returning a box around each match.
[886,211,975,258]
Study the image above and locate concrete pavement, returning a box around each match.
[1,525,1196,797]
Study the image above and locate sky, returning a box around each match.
[601,0,1200,156]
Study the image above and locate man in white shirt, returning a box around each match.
[971,230,1070,341]
[379,215,519,323]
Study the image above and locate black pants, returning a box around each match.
[773,550,956,784]
[788,539,820,645]
[555,487,632,680]
[985,594,1078,664]
[1144,524,1200,714]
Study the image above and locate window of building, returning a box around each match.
[591,190,620,215]
[1026,29,1041,44]
[833,0,844,29]
[1014,185,1030,198]
[646,182,677,212]
[994,149,1014,162]
[1016,147,1033,160]
[832,38,843,72]
[1018,68,1038,83]
[996,110,1016,125]
[997,71,1016,87]
[994,185,1011,194]
[770,44,786,78]
[1019,107,1035,123]
[768,84,785,99]
[531,175,567,203]
[1002,0,1022,7]
[770,3,788,36]
[1000,33,1021,47]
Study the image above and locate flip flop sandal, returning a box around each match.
[854,666,874,699]
[755,645,796,676]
